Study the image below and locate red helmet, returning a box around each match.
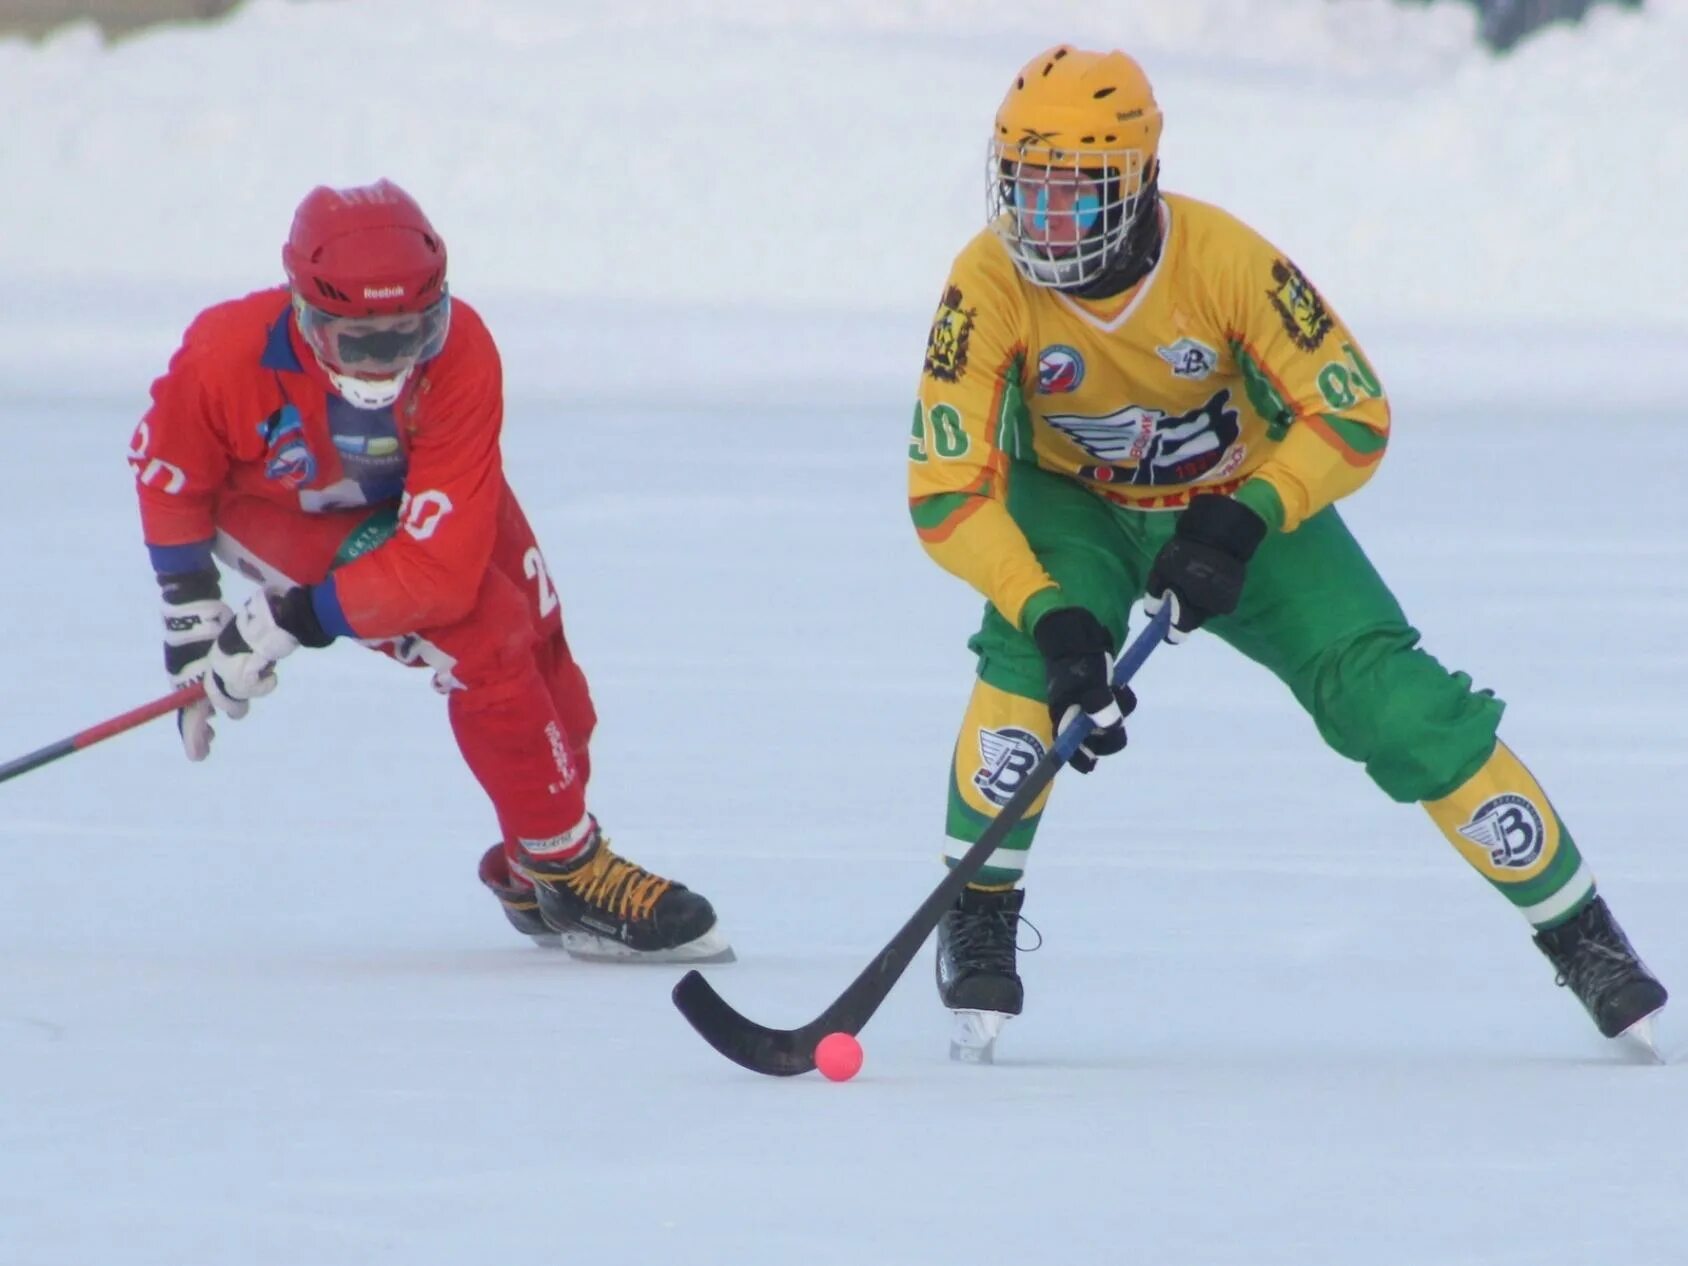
[282,180,451,409]
[282,179,446,316]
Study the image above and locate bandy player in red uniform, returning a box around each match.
[129,180,731,963]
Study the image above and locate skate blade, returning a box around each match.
[557,925,736,965]
[1618,1011,1667,1064]
[949,1009,1012,1064]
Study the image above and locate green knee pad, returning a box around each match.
[1298,625,1504,802]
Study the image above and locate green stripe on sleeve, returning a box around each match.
[910,491,977,532]
[1234,479,1286,531]
[1018,586,1066,636]
[1230,341,1294,441]
[1318,413,1389,456]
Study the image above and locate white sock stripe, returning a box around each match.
[942,842,1027,873]
[1520,862,1595,927]
[519,814,595,858]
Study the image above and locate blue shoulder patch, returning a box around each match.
[261,310,304,372]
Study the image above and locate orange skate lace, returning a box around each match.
[558,841,671,922]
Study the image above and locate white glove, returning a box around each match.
[161,589,239,761]
[205,591,301,715]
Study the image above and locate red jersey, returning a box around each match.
[130,287,506,640]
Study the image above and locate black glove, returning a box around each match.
[1031,606,1136,774]
[1144,494,1267,643]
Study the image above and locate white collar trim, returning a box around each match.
[1052,199,1170,334]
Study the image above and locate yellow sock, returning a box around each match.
[1422,740,1593,928]
[943,679,1054,888]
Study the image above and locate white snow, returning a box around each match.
[3,0,1685,403]
[2,3,1685,1264]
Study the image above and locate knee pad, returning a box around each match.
[1307,626,1504,803]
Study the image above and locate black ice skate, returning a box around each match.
[516,829,734,964]
[936,886,1026,1064]
[478,843,560,947]
[1532,896,1667,1046]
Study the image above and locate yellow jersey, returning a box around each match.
[909,192,1390,631]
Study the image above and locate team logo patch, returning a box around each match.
[1155,337,1218,380]
[1036,344,1085,394]
[973,726,1046,808]
[1267,258,1333,352]
[1046,388,1242,487]
[924,284,976,383]
[258,404,316,489]
[1457,794,1547,869]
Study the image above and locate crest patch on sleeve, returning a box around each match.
[924,285,976,383]
[1266,258,1333,352]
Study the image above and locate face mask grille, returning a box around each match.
[987,142,1149,289]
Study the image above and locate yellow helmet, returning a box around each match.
[988,46,1164,291]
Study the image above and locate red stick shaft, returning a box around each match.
[73,683,206,750]
[0,683,206,786]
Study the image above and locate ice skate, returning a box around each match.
[516,827,734,964]
[1532,896,1667,1044]
[478,843,561,948]
[937,886,1026,1063]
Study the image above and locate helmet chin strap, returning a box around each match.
[323,362,411,410]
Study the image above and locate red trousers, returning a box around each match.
[212,487,597,847]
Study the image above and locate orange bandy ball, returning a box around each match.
[814,1032,863,1081]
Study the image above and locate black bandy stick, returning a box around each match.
[672,606,1171,1076]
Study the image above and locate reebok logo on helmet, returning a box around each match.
[364,285,406,300]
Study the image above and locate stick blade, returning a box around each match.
[671,970,821,1077]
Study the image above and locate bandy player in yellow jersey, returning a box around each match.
[910,45,1666,1058]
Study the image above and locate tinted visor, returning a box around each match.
[296,292,451,377]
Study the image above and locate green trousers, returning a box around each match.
[969,463,1504,806]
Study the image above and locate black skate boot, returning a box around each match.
[516,826,733,964]
[478,843,559,946]
[1532,896,1667,1040]
[936,886,1026,1062]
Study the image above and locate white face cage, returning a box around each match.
[987,141,1151,289]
